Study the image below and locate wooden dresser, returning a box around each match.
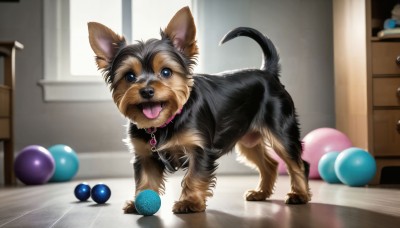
[0,41,23,185]
[334,0,400,184]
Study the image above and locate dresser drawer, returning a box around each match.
[373,77,400,106]
[0,86,10,117]
[372,42,400,75]
[373,110,400,156]
[0,118,10,139]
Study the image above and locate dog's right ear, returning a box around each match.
[88,22,126,70]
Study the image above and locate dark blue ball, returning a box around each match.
[74,183,91,201]
[91,183,111,204]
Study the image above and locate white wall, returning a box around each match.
[194,0,334,134]
[0,0,333,183]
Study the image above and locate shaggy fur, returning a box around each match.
[88,6,311,214]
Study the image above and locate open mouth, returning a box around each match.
[138,102,165,119]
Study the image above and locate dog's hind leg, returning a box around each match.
[236,132,279,201]
[265,129,311,204]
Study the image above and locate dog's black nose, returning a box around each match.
[139,87,155,99]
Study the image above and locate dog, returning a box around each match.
[88,6,311,214]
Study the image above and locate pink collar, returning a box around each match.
[159,108,182,128]
[145,108,182,152]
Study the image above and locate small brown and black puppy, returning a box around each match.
[88,7,311,214]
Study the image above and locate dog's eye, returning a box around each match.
[124,72,136,83]
[160,68,172,78]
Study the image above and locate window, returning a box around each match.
[41,0,192,101]
[70,0,123,76]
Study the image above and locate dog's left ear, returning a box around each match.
[164,6,198,58]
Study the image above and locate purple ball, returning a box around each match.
[14,145,55,185]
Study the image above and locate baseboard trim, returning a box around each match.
[1,151,256,184]
[76,152,134,179]
[77,151,256,179]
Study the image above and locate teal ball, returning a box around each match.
[135,190,161,216]
[318,151,341,184]
[48,144,79,182]
[334,147,376,187]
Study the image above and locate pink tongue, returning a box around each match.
[142,103,162,119]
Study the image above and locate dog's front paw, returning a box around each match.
[123,200,138,214]
[245,190,270,201]
[284,193,310,204]
[172,200,206,214]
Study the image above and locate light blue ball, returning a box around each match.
[318,151,341,184]
[135,189,161,216]
[48,144,79,182]
[334,147,376,187]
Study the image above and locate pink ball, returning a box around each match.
[302,128,352,179]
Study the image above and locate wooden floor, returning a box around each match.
[0,175,399,228]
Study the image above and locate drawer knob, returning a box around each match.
[397,120,400,134]
[398,87,400,97]
[397,56,400,65]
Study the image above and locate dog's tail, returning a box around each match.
[220,27,280,76]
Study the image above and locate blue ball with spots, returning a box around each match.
[135,189,161,216]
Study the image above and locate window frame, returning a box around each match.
[40,0,123,101]
[40,0,195,102]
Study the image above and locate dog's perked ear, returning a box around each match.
[164,6,198,58]
[87,22,126,70]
